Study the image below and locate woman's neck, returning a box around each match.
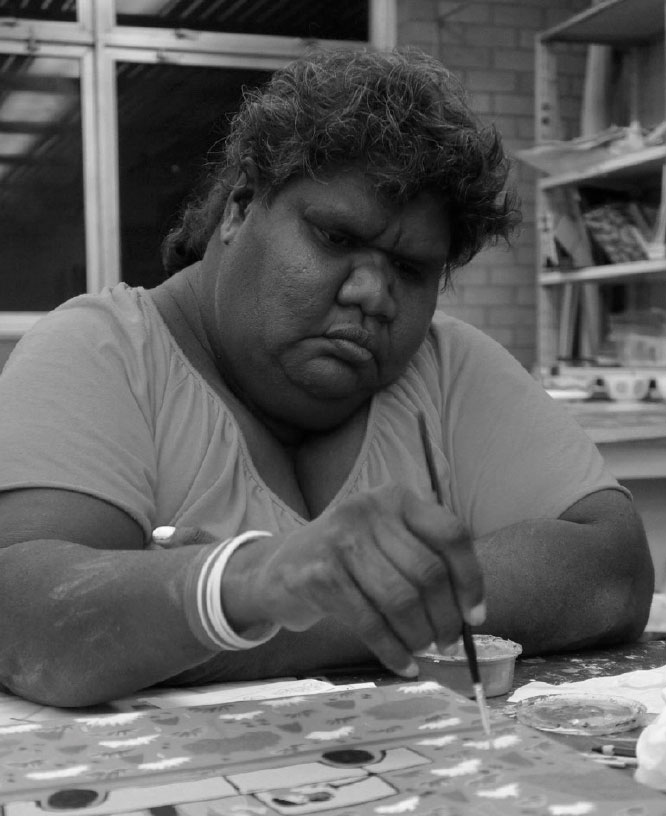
[151,270,315,448]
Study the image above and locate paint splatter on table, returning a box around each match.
[508,637,666,692]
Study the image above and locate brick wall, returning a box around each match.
[397,0,589,369]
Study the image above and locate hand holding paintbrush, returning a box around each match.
[417,411,492,736]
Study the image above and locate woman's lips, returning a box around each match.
[324,327,376,363]
[326,337,374,362]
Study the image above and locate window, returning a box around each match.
[0,0,393,341]
[114,0,368,41]
[0,0,77,22]
[116,62,271,290]
[0,52,87,311]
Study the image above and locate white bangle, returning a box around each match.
[197,531,279,650]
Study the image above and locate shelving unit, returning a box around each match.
[540,258,666,286]
[529,1,666,588]
[530,0,666,374]
[539,144,666,190]
[539,0,664,45]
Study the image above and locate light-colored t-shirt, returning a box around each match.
[0,283,624,545]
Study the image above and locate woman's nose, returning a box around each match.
[337,257,397,320]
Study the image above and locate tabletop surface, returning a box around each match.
[497,634,666,759]
[509,634,666,689]
[321,633,666,766]
[0,636,664,813]
[321,633,666,694]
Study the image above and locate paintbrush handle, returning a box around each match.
[418,411,491,736]
[461,622,481,685]
[419,411,478,668]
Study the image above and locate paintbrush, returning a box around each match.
[417,411,492,737]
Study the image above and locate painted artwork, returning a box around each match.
[0,682,663,816]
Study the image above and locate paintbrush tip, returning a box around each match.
[472,683,492,736]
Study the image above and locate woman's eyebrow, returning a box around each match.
[304,204,449,268]
[303,202,449,265]
[302,199,382,228]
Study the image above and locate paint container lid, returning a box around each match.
[414,635,522,698]
[515,693,647,736]
[419,635,522,663]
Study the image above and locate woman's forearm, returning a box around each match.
[1,492,651,705]
[476,505,653,655]
[0,540,217,707]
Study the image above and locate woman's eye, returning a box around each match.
[317,228,352,248]
[394,259,420,278]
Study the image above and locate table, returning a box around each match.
[321,633,666,770]
[320,633,666,696]
[0,637,663,815]
[509,633,666,688]
[495,634,666,764]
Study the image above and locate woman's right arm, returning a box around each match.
[0,483,484,707]
[0,487,219,707]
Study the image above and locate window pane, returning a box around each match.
[117,62,271,288]
[0,0,77,22]
[115,0,368,41]
[0,54,85,310]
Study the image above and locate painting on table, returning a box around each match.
[0,682,662,816]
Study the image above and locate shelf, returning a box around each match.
[595,438,666,478]
[539,257,666,285]
[562,400,666,445]
[540,0,665,45]
[539,144,666,190]
[557,364,666,380]
[533,0,666,377]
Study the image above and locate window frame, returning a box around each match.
[0,38,98,337]
[0,0,396,339]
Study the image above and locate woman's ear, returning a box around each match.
[219,162,260,245]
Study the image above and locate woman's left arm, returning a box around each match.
[476,487,654,655]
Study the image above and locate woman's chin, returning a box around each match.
[293,356,381,399]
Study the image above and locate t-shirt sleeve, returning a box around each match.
[0,293,158,540]
[432,316,629,538]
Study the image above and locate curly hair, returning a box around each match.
[161,46,520,283]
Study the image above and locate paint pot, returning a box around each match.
[515,693,647,736]
[414,635,522,698]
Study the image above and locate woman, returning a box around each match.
[0,48,653,707]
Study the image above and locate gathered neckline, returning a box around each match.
[139,286,381,524]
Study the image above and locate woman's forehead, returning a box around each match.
[285,169,448,224]
[282,170,450,257]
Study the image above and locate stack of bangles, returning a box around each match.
[153,527,280,651]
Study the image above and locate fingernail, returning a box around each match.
[437,641,461,656]
[414,643,437,658]
[466,602,486,627]
[401,661,419,678]
[152,526,176,544]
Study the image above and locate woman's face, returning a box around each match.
[205,167,451,433]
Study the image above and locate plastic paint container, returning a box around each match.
[515,693,647,736]
[414,635,523,698]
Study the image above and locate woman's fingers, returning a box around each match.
[251,483,484,676]
[338,486,483,650]
[346,548,444,661]
[267,549,423,677]
[365,513,465,651]
[401,489,486,628]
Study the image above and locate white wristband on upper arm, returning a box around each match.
[196,530,279,650]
